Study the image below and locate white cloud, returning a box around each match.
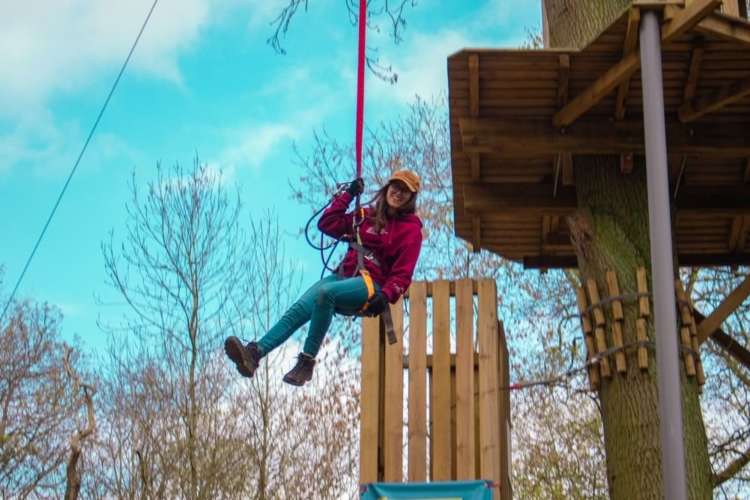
[368,30,482,105]
[219,122,298,171]
[0,0,216,117]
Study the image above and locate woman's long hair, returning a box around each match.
[371,182,417,232]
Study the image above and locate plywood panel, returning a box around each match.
[383,299,404,482]
[455,279,476,479]
[478,279,501,497]
[359,316,381,483]
[431,280,452,480]
[407,282,427,481]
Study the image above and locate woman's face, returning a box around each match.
[386,181,412,209]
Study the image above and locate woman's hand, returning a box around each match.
[346,177,364,197]
[365,291,388,316]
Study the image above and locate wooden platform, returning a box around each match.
[448,3,750,268]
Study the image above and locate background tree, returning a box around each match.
[0,295,86,498]
[88,160,360,499]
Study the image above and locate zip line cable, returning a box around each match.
[0,0,159,324]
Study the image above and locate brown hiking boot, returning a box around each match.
[224,337,263,378]
[282,353,316,387]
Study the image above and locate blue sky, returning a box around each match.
[1,0,540,353]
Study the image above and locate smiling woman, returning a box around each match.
[224,170,423,386]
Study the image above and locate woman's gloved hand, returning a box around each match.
[365,291,388,316]
[346,177,364,197]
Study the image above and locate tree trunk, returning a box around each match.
[570,159,711,498]
[543,0,631,48]
[543,1,713,497]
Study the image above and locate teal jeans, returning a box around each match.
[257,274,376,357]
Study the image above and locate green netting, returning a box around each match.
[360,480,494,500]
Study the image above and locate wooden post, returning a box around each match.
[587,279,612,378]
[407,282,428,481]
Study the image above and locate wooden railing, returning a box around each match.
[358,279,511,500]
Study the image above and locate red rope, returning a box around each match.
[355,0,367,178]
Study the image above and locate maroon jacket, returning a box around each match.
[318,192,423,303]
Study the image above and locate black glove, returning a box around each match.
[346,177,364,197]
[365,291,388,316]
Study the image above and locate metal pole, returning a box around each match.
[639,11,687,499]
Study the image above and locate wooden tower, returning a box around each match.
[358,279,512,500]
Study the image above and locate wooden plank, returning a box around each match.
[478,279,501,498]
[586,279,606,326]
[697,273,750,343]
[636,318,650,370]
[407,282,428,482]
[359,316,382,483]
[638,267,651,317]
[383,298,404,482]
[496,320,511,500]
[606,271,627,373]
[431,280,452,481]
[679,74,750,122]
[461,117,750,157]
[615,8,641,120]
[455,279,476,480]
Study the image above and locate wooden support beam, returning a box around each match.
[729,215,750,252]
[553,52,640,127]
[523,253,750,269]
[672,155,688,199]
[463,183,576,214]
[695,11,750,44]
[472,215,482,253]
[682,42,705,105]
[679,74,750,122]
[461,117,750,157]
[561,153,574,186]
[554,0,720,127]
[468,54,479,118]
[557,54,570,107]
[693,309,750,371]
[620,152,635,174]
[662,0,723,42]
[615,8,641,120]
[463,182,750,216]
[469,53,481,252]
[697,273,750,343]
